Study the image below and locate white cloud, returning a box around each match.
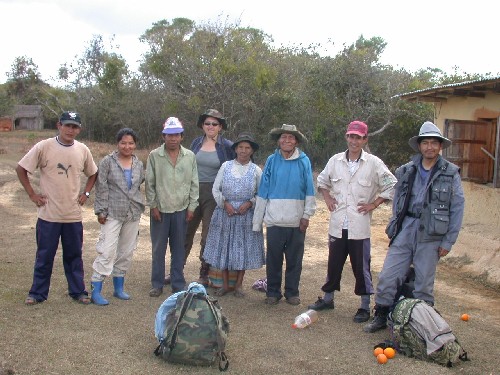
[1,0,499,84]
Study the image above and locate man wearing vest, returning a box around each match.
[364,121,465,333]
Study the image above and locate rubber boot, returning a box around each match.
[113,276,130,300]
[91,281,109,306]
[197,261,210,286]
[363,305,389,333]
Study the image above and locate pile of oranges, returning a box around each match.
[373,346,396,364]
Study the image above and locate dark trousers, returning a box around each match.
[184,182,216,263]
[29,219,86,301]
[321,230,373,296]
[266,226,305,299]
[151,210,187,291]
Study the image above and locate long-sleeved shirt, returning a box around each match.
[94,151,145,221]
[212,160,262,208]
[317,150,396,239]
[253,148,316,230]
[145,144,199,213]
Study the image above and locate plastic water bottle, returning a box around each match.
[292,309,319,329]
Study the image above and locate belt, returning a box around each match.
[406,211,421,218]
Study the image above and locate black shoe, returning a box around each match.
[353,308,370,323]
[308,297,334,311]
[363,314,387,332]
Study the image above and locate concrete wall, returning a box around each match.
[433,92,500,128]
[443,181,500,287]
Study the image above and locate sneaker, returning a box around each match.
[265,296,279,305]
[286,296,301,306]
[308,297,334,311]
[353,308,370,323]
[149,288,163,297]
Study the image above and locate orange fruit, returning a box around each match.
[373,347,384,357]
[384,347,396,359]
[377,353,388,364]
[461,313,470,321]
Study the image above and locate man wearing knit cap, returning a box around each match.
[365,121,465,333]
[146,117,199,297]
[308,121,396,323]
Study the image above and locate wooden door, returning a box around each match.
[443,119,496,183]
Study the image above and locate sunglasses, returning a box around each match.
[203,122,220,127]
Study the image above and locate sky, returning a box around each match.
[1,0,499,85]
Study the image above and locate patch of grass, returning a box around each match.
[443,254,473,267]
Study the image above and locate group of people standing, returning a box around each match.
[17,108,464,335]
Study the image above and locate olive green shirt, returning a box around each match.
[145,144,199,213]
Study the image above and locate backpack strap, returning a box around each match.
[206,297,229,371]
[167,292,195,355]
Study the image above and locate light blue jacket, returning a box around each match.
[253,148,316,230]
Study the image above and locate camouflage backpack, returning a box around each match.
[154,285,229,371]
[389,298,468,367]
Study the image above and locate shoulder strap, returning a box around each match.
[167,292,195,354]
[206,297,229,371]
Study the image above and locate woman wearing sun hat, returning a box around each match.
[183,109,236,285]
[203,132,265,297]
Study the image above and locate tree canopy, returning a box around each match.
[1,17,490,169]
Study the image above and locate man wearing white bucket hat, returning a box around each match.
[146,117,199,297]
[365,121,465,333]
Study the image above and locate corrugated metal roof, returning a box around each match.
[395,76,500,102]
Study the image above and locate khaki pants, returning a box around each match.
[92,214,140,281]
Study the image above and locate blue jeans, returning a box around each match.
[29,219,87,301]
[150,210,187,291]
[266,226,305,299]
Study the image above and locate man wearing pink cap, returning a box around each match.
[308,121,396,323]
[146,117,199,297]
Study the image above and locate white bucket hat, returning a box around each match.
[408,121,451,152]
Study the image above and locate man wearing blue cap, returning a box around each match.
[146,117,199,297]
[16,111,98,305]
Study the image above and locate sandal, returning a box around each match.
[75,294,91,305]
[25,296,41,305]
[214,288,228,297]
[233,288,245,298]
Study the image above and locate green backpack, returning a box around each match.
[389,298,468,367]
[154,289,230,371]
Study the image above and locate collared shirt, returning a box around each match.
[317,150,396,239]
[145,144,199,213]
[94,151,145,221]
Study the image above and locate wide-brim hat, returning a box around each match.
[231,132,259,151]
[408,121,451,152]
[269,124,307,143]
[197,108,227,130]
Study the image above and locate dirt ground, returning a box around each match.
[1,130,499,375]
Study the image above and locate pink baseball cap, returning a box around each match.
[346,121,368,137]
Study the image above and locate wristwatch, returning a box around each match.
[84,192,90,198]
